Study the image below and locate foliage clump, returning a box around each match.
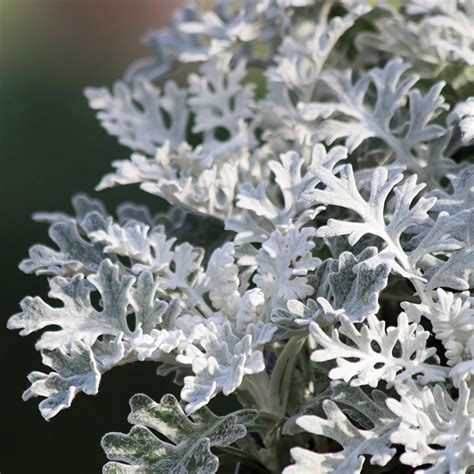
[9,1,474,472]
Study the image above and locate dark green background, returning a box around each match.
[0,2,216,472]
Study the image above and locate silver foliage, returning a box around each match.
[309,312,447,388]
[102,393,256,473]
[387,381,474,473]
[284,382,398,473]
[9,0,474,472]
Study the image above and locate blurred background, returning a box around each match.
[0,1,221,472]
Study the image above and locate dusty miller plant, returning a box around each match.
[9,0,474,472]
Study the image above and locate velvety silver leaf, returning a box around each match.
[102,393,256,473]
[10,260,134,350]
[324,247,390,322]
[310,312,447,388]
[85,79,188,154]
[284,384,398,473]
[22,342,101,420]
[299,59,448,182]
[20,220,104,276]
[387,381,474,473]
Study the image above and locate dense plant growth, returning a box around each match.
[9,1,474,472]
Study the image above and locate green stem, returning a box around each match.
[269,335,307,414]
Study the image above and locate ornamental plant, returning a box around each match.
[8,1,474,472]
